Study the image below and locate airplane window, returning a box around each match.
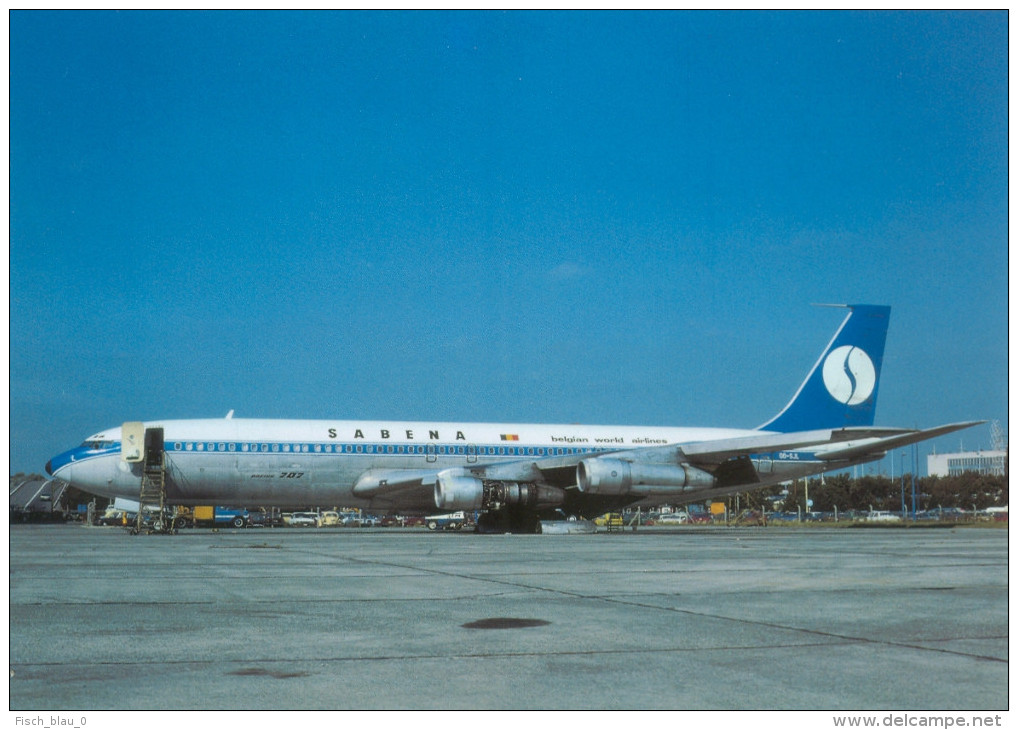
[228,443,235,452]
[219,443,226,452]
[272,444,280,452]
[83,440,114,449]
[315,445,322,453]
[174,443,182,451]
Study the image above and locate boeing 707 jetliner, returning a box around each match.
[47,305,980,532]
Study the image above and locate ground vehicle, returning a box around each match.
[654,512,688,525]
[194,506,249,528]
[425,511,466,530]
[318,511,341,527]
[244,508,281,527]
[289,512,319,527]
[866,510,902,523]
[594,512,624,529]
[96,508,131,526]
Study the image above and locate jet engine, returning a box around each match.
[434,473,566,512]
[576,458,714,496]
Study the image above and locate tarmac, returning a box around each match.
[8,523,1009,711]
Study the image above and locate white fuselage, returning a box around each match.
[50,418,764,510]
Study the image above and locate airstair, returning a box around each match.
[134,427,170,534]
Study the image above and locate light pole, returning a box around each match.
[900,451,907,518]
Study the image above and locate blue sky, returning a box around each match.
[10,11,1008,475]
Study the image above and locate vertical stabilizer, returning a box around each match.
[758,305,890,433]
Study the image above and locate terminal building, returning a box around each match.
[927,450,1007,477]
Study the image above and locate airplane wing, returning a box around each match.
[349,421,984,506]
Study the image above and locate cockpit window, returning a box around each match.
[81,440,116,450]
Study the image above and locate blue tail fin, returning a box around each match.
[758,305,890,433]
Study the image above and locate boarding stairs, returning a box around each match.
[134,428,170,534]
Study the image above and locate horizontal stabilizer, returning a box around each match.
[678,429,856,465]
[814,421,985,461]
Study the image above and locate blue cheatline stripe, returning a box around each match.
[52,439,619,474]
[167,441,609,457]
[48,443,121,473]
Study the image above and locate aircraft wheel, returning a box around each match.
[232,517,245,528]
[427,521,438,531]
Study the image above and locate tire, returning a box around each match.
[427,521,438,531]
[232,517,245,528]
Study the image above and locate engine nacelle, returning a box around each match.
[576,458,715,496]
[434,472,566,512]
[435,474,486,511]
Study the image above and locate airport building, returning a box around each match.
[927,450,1007,477]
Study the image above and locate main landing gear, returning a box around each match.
[475,510,543,534]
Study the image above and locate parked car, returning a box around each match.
[654,512,688,525]
[245,509,282,527]
[318,511,341,527]
[96,508,131,526]
[866,510,902,523]
[289,512,320,527]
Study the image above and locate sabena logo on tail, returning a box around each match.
[822,345,876,406]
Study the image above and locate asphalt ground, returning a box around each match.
[8,524,1009,711]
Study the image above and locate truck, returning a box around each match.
[424,511,467,531]
[193,506,250,528]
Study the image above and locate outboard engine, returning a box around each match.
[576,458,714,496]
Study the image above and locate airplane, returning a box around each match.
[46,304,981,533]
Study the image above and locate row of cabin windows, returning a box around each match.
[170,442,600,457]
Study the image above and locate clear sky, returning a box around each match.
[10,11,1008,476]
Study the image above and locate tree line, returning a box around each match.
[777,472,1008,514]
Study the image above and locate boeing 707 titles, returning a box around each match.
[47,305,981,532]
